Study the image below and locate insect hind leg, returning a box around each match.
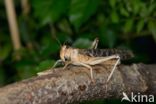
[88,55,119,65]
[87,55,120,82]
[107,56,120,82]
[90,38,99,49]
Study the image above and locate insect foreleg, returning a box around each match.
[37,59,63,76]
[63,61,72,69]
[78,63,93,82]
[90,38,99,49]
[52,59,63,69]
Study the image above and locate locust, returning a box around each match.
[38,38,134,83]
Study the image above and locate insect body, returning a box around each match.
[38,38,134,83]
[81,48,134,60]
[59,45,133,82]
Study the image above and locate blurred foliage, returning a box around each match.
[0,0,156,90]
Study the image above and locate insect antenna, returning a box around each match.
[63,39,72,46]
[53,36,62,48]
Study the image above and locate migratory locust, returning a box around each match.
[38,38,134,82]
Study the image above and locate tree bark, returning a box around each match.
[0,63,155,104]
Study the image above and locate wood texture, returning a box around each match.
[0,63,155,104]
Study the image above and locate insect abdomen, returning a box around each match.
[82,49,134,60]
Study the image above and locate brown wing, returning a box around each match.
[80,49,134,60]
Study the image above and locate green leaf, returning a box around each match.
[97,13,105,25]
[99,27,116,48]
[32,0,70,25]
[69,0,100,29]
[137,19,144,33]
[140,4,148,17]
[124,19,133,32]
[0,44,11,60]
[17,65,36,80]
[58,19,72,34]
[125,2,132,12]
[15,59,37,80]
[148,3,156,14]
[110,11,119,23]
[73,38,92,48]
[40,36,60,57]
[120,7,129,17]
[36,60,55,72]
[15,59,36,69]
[148,21,156,41]
[109,0,116,8]
[132,0,141,15]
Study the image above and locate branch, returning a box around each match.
[4,0,21,50]
[0,63,155,104]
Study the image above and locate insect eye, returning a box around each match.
[64,58,67,61]
[64,57,68,61]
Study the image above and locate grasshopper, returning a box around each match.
[38,38,134,82]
